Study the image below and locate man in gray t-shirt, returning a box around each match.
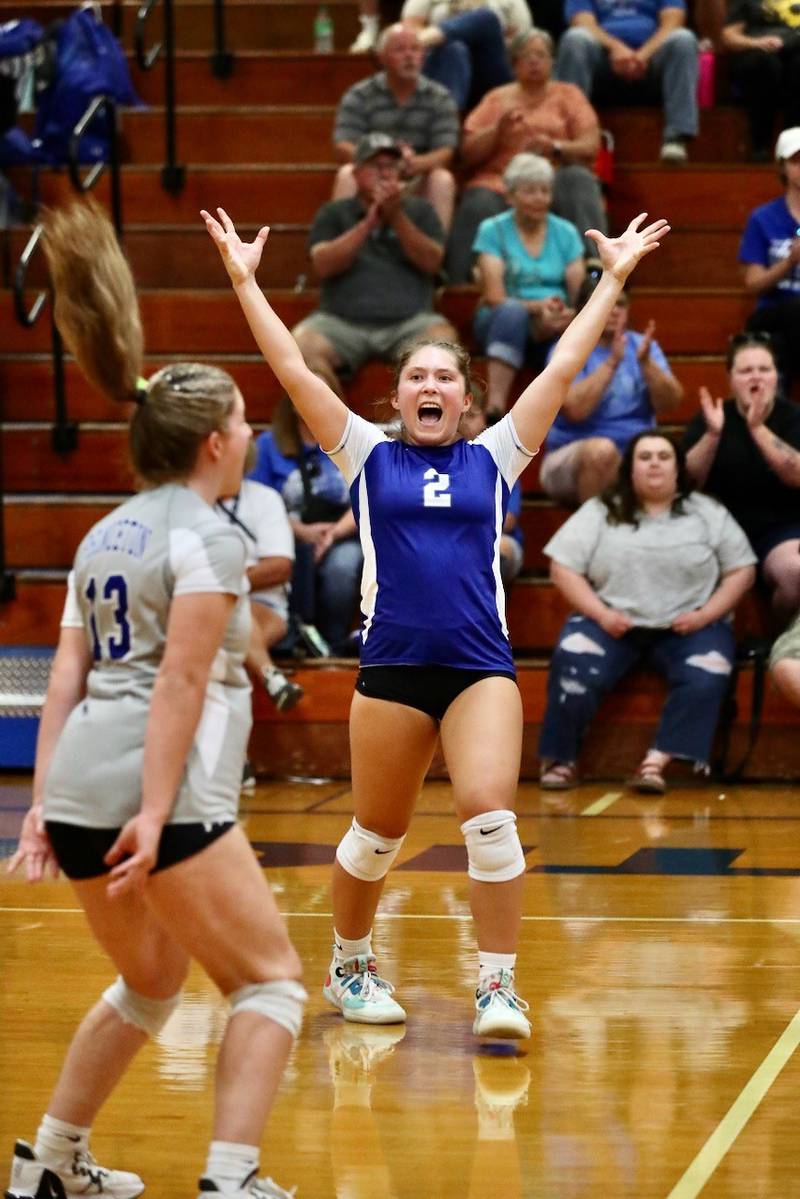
[292,132,456,397]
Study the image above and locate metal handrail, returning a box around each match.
[67,94,123,236]
[12,225,78,456]
[134,0,185,193]
[210,0,234,79]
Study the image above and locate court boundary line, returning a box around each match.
[5,906,800,925]
[665,1004,800,1198]
[581,791,622,816]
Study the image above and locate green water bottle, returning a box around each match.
[313,5,334,52]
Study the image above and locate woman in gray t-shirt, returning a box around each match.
[539,431,756,793]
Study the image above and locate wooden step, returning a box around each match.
[0,422,541,493]
[10,162,771,235]
[130,52,371,107]
[109,103,754,168]
[5,1,362,51]
[0,353,726,425]
[0,288,753,356]
[2,583,796,778]
[5,223,749,291]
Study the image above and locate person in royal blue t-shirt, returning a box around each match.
[739,126,800,389]
[204,202,669,1041]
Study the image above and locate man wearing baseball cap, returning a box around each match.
[291,131,456,397]
[738,126,800,388]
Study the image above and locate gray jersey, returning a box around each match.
[44,484,252,829]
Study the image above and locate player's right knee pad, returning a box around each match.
[228,978,307,1040]
[102,975,182,1037]
[335,818,405,882]
[461,810,525,883]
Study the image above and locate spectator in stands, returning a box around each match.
[540,275,682,504]
[683,331,800,623]
[250,394,362,656]
[332,24,458,232]
[350,0,381,52]
[555,0,699,163]
[472,153,585,417]
[538,431,756,793]
[400,1,529,111]
[293,132,456,398]
[446,27,605,281]
[217,468,304,711]
[461,386,525,587]
[770,606,800,707]
[738,127,800,388]
[721,0,800,161]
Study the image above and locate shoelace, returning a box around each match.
[250,1177,297,1199]
[344,962,395,1001]
[484,984,529,1013]
[71,1149,108,1185]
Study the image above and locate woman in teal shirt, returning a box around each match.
[473,152,585,417]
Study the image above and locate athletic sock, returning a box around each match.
[34,1114,90,1168]
[333,930,372,963]
[204,1141,260,1190]
[478,951,517,993]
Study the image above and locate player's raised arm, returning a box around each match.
[509,214,670,452]
[203,207,350,450]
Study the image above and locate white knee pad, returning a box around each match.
[228,979,308,1040]
[335,818,405,882]
[102,975,182,1037]
[461,810,526,883]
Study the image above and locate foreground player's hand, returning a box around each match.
[104,814,163,899]
[201,207,269,287]
[6,806,59,882]
[586,213,670,283]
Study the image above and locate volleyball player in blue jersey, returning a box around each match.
[204,205,668,1039]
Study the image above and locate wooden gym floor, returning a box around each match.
[2,773,800,1197]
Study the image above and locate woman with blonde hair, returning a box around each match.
[6,197,304,1199]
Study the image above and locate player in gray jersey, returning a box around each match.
[6,198,305,1199]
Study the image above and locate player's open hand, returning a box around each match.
[585,214,670,284]
[104,813,163,899]
[201,207,269,287]
[6,806,59,882]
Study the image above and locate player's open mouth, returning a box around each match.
[418,403,443,426]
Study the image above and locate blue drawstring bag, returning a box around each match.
[34,4,143,165]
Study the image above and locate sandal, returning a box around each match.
[539,761,577,791]
[627,759,667,795]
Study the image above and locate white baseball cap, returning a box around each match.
[775,127,800,161]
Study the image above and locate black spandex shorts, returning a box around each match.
[45,820,235,881]
[355,664,516,722]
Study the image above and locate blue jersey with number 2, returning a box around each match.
[328,411,536,672]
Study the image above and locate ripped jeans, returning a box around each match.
[538,615,736,768]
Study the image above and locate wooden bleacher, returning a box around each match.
[1,0,798,777]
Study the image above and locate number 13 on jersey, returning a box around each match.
[85,574,132,661]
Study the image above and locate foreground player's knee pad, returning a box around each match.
[335,817,405,882]
[461,809,525,882]
[102,975,182,1036]
[228,978,308,1039]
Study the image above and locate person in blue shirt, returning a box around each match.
[555,0,699,163]
[739,126,800,389]
[203,202,669,1040]
[250,393,362,655]
[541,277,682,504]
[472,152,585,418]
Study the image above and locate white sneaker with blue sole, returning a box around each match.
[323,953,406,1024]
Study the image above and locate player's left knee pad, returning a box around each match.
[460,809,525,883]
[102,975,182,1037]
[228,979,308,1040]
[335,818,405,882]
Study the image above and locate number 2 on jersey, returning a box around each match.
[85,574,132,661]
[423,468,451,508]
